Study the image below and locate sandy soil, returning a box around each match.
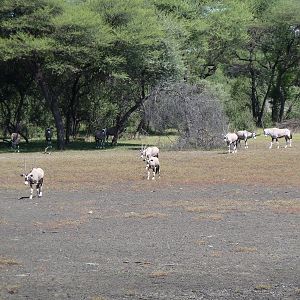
[0,183,299,300]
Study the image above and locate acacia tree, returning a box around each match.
[231,0,300,125]
[88,0,184,144]
[0,0,116,149]
[0,0,66,148]
[261,0,300,123]
[0,60,35,141]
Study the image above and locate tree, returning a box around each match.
[144,81,228,149]
[87,0,184,144]
[234,0,300,125]
[0,0,115,149]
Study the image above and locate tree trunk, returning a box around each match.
[36,65,65,150]
[65,111,71,144]
[249,61,260,121]
[271,70,285,123]
[111,81,150,145]
[64,75,81,143]
[257,58,279,127]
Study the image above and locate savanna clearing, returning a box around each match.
[0,135,299,299]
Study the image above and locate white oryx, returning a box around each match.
[140,146,159,160]
[236,130,256,149]
[263,128,292,149]
[224,133,238,153]
[21,168,45,199]
[146,156,160,180]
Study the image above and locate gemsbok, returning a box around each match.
[146,156,160,180]
[21,167,45,199]
[95,128,107,149]
[224,133,238,153]
[140,146,159,160]
[236,130,256,149]
[263,128,292,149]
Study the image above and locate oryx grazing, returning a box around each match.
[224,133,238,153]
[95,128,107,149]
[236,130,256,149]
[263,128,292,149]
[21,167,45,199]
[140,145,159,160]
[11,132,21,152]
[146,156,160,180]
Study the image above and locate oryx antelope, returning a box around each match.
[236,130,256,149]
[44,127,53,153]
[45,127,52,144]
[146,156,160,180]
[95,128,107,149]
[105,126,121,145]
[11,133,21,152]
[224,133,238,153]
[21,168,45,199]
[140,146,159,160]
[263,128,292,149]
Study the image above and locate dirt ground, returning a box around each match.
[0,182,299,300]
[0,140,300,299]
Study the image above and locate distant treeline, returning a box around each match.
[0,0,299,149]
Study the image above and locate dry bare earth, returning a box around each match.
[0,137,299,299]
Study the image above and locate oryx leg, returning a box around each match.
[30,184,33,200]
[37,179,43,197]
[276,138,279,149]
[285,136,292,148]
[157,168,160,179]
[285,137,288,148]
[245,139,248,149]
[269,138,274,149]
[147,166,150,180]
[232,142,237,153]
[152,168,156,180]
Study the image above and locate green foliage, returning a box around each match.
[224,78,256,131]
[0,0,299,147]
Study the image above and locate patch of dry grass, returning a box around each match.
[0,219,8,225]
[124,211,167,219]
[165,197,300,220]
[184,199,257,217]
[33,216,88,230]
[234,246,257,253]
[254,284,272,291]
[124,289,137,297]
[149,271,168,278]
[0,284,20,295]
[210,251,222,257]
[1,134,300,191]
[265,200,300,214]
[193,214,224,221]
[0,257,20,267]
[195,240,206,246]
[186,206,208,213]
